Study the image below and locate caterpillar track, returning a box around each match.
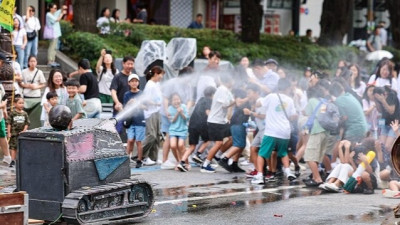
[62,179,154,224]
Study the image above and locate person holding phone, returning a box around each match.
[96,49,118,103]
[45,3,67,66]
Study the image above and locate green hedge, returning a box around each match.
[60,21,360,72]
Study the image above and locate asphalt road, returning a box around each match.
[2,160,400,225]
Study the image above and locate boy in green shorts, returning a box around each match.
[251,78,297,184]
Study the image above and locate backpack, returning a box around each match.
[317,99,340,134]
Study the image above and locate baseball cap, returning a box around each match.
[128,74,140,82]
[252,59,265,67]
[265,58,278,66]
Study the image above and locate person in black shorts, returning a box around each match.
[177,86,216,172]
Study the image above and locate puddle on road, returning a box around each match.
[154,176,324,213]
[347,205,399,224]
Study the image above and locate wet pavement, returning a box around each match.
[2,160,400,224]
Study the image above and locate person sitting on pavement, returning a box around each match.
[319,140,355,192]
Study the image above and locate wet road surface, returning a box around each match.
[1,161,400,224]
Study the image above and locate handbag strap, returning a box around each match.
[31,69,39,84]
[277,93,290,121]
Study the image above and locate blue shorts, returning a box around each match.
[231,124,246,148]
[161,114,171,133]
[381,125,397,138]
[127,125,145,141]
[169,135,187,140]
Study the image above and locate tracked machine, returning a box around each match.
[16,105,154,224]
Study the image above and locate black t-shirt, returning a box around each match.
[230,88,250,125]
[380,89,400,125]
[110,72,130,105]
[189,97,212,129]
[79,72,99,99]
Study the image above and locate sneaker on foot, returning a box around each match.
[287,173,297,181]
[246,169,258,178]
[231,163,245,173]
[218,158,233,172]
[135,160,142,168]
[9,160,15,168]
[2,156,11,165]
[131,155,138,161]
[324,183,340,192]
[142,158,156,166]
[251,173,265,184]
[161,160,176,170]
[177,162,188,172]
[265,172,276,182]
[200,164,216,173]
[318,183,328,190]
[295,166,301,177]
[192,154,204,164]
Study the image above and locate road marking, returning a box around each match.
[154,184,305,205]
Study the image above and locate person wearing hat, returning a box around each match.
[77,58,101,118]
[123,73,146,168]
[250,58,280,96]
[265,58,279,72]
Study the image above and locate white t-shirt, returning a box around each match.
[207,85,234,124]
[143,80,162,119]
[21,68,46,97]
[23,16,41,32]
[262,93,296,139]
[353,81,366,98]
[40,86,68,121]
[368,74,398,91]
[12,28,26,46]
[254,97,267,132]
[97,66,119,96]
[196,75,216,103]
[96,17,110,34]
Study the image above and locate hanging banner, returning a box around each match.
[0,0,15,32]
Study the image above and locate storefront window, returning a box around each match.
[268,0,292,9]
[224,0,240,8]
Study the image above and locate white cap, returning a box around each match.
[128,74,140,82]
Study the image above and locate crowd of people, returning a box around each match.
[3,4,400,200]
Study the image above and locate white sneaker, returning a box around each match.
[2,155,11,165]
[325,183,340,192]
[251,173,265,184]
[142,158,156,166]
[160,160,176,170]
[318,183,328,190]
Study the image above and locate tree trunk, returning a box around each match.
[318,0,353,46]
[240,0,263,43]
[386,0,400,48]
[72,0,98,33]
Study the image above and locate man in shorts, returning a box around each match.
[251,78,297,184]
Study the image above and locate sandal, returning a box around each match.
[304,179,323,187]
